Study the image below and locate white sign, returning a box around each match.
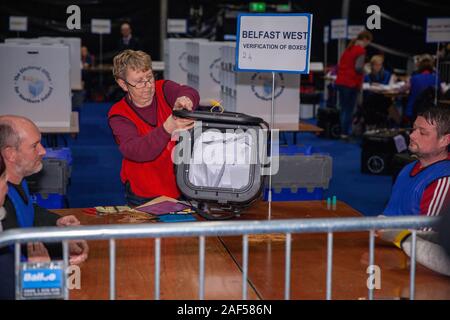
[394,135,407,153]
[91,19,111,34]
[236,13,313,74]
[426,18,450,43]
[9,16,27,32]
[331,19,348,39]
[324,26,329,44]
[167,19,187,34]
[347,25,366,39]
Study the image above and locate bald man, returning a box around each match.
[0,115,88,266]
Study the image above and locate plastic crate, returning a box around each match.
[279,145,317,155]
[264,187,323,201]
[44,147,72,177]
[30,193,65,209]
[264,145,332,201]
[26,159,69,195]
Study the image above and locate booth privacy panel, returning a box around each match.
[0,44,71,127]
[5,37,82,90]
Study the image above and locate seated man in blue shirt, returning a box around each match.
[0,115,90,299]
[362,55,393,127]
[378,105,450,276]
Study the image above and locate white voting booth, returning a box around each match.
[220,42,300,129]
[164,38,190,85]
[5,37,82,90]
[187,40,224,104]
[0,43,71,127]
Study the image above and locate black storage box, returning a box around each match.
[317,107,341,139]
[26,158,70,195]
[173,109,269,219]
[361,129,411,175]
[391,152,417,184]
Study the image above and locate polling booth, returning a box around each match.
[164,38,190,85]
[187,40,224,104]
[220,42,300,129]
[5,37,82,90]
[0,43,71,127]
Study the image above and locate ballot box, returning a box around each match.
[0,43,71,127]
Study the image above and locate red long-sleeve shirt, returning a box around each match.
[108,80,199,162]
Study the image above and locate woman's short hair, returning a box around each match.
[113,50,152,80]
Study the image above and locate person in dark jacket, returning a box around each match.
[0,116,90,299]
[0,150,15,299]
[118,22,141,52]
[406,57,440,121]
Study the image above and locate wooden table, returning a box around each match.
[276,122,323,133]
[276,122,323,145]
[53,209,258,300]
[39,111,79,135]
[52,200,450,300]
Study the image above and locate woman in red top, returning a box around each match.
[108,50,199,206]
[335,31,373,137]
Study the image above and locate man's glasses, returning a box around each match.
[122,74,155,89]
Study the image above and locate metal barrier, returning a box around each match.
[0,215,439,300]
[440,61,450,84]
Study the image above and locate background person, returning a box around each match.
[335,30,373,138]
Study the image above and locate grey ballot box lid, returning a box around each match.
[269,154,333,192]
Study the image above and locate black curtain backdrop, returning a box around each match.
[0,0,160,62]
[1,0,449,68]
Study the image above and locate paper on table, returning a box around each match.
[136,201,190,215]
[136,196,180,210]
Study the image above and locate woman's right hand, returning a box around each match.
[163,115,195,135]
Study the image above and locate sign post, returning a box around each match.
[324,26,329,100]
[331,19,348,62]
[9,16,28,37]
[347,25,365,40]
[91,19,112,89]
[236,13,313,219]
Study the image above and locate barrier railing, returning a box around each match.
[0,215,439,300]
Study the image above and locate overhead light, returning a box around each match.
[249,2,266,13]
